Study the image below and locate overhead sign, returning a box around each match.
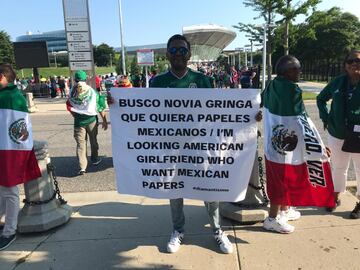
[69,51,92,61]
[67,32,90,42]
[110,88,260,202]
[137,49,154,66]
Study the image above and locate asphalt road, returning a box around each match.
[28,100,355,194]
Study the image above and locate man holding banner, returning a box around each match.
[110,34,262,254]
[150,34,233,254]
[262,55,335,234]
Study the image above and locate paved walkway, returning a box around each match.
[298,81,326,93]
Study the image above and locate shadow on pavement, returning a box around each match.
[9,202,241,269]
[51,156,113,178]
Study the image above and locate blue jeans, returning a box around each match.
[170,198,221,233]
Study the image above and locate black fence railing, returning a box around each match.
[300,61,343,82]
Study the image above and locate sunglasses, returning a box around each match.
[345,58,360,64]
[168,46,189,56]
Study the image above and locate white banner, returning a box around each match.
[110,88,260,202]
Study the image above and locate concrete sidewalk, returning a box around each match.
[1,191,360,270]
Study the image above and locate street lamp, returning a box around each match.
[110,53,112,68]
[235,47,243,70]
[118,0,126,75]
[259,23,276,91]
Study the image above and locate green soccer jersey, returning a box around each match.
[150,68,212,88]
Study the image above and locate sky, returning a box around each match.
[2,0,360,50]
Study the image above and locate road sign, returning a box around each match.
[68,42,91,52]
[65,21,89,32]
[67,32,90,42]
[137,49,154,66]
[69,52,92,61]
[70,61,92,71]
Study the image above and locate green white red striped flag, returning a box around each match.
[263,77,335,207]
[66,82,106,115]
[0,85,41,187]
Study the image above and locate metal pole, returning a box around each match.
[145,66,149,88]
[54,52,57,68]
[118,0,126,75]
[250,40,253,67]
[262,24,267,91]
[244,49,248,69]
[238,51,241,70]
[110,54,112,68]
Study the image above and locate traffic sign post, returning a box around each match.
[62,0,96,88]
[137,49,154,88]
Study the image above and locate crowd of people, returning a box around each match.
[0,34,359,256]
[14,62,258,99]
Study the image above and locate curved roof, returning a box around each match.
[182,24,236,62]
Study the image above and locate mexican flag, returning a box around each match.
[263,77,335,208]
[66,82,105,115]
[0,85,41,187]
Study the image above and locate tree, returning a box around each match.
[234,0,283,82]
[93,43,115,67]
[116,54,132,75]
[0,31,15,66]
[277,0,321,55]
[292,8,360,63]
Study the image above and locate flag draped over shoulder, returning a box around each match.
[0,85,41,187]
[66,82,106,115]
[263,77,335,208]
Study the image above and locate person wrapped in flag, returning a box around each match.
[66,70,108,175]
[0,63,41,250]
[261,55,335,234]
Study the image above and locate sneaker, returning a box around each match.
[92,158,102,166]
[263,216,295,234]
[280,207,301,221]
[214,229,233,254]
[78,170,86,175]
[167,230,184,253]
[0,234,16,251]
[350,202,360,219]
[326,199,341,212]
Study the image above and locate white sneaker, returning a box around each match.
[167,230,184,253]
[280,207,301,221]
[214,229,233,254]
[263,216,295,234]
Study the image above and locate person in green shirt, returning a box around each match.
[317,49,360,218]
[150,34,233,254]
[67,70,108,175]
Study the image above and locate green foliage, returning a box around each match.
[276,0,322,55]
[0,31,15,66]
[93,43,115,67]
[302,91,318,100]
[130,56,141,75]
[116,54,132,75]
[291,7,360,62]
